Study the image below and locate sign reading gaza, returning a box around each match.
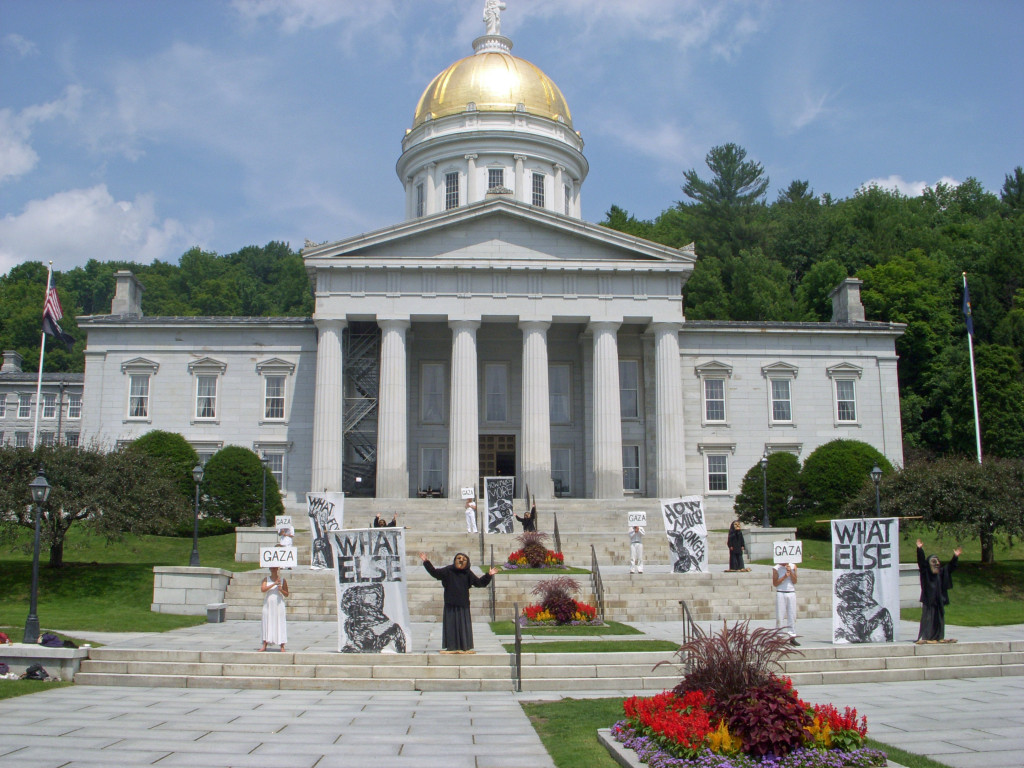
[773,540,803,564]
[260,546,297,568]
[627,511,647,527]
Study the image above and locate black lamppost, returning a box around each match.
[760,454,770,529]
[190,464,204,567]
[24,466,51,644]
[870,465,883,518]
[260,454,270,528]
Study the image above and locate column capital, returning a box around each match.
[313,317,347,333]
[518,319,552,332]
[648,320,682,334]
[464,154,478,161]
[513,154,528,162]
[378,317,411,331]
[448,318,481,331]
[586,319,621,334]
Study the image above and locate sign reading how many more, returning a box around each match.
[773,540,803,564]
[484,476,515,534]
[659,496,708,573]
[259,546,297,569]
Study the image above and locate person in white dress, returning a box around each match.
[259,566,289,651]
[465,499,479,533]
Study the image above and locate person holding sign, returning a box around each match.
[419,551,497,653]
[277,525,293,547]
[726,520,748,572]
[464,499,478,533]
[259,566,289,652]
[915,539,961,644]
[772,559,799,645]
[629,526,644,574]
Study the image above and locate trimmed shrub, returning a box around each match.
[127,430,200,500]
[797,439,893,517]
[733,452,801,525]
[202,445,284,526]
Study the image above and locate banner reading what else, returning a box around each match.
[831,517,900,644]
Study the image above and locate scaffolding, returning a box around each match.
[342,322,380,496]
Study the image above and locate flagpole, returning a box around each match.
[963,272,982,464]
[32,262,53,450]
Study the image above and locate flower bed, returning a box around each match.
[520,599,600,626]
[504,548,565,569]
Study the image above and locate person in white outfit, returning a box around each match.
[465,499,479,533]
[277,526,293,547]
[259,566,289,652]
[629,526,644,574]
[773,560,798,645]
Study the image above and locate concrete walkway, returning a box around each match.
[3,618,1021,768]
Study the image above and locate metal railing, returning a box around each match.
[552,512,562,555]
[489,544,496,622]
[678,599,700,674]
[590,544,606,622]
[512,601,522,692]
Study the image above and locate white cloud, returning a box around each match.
[0,86,83,184]
[231,0,400,33]
[0,185,195,275]
[860,175,961,197]
[3,33,38,57]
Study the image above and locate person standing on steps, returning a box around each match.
[629,525,644,574]
[464,498,479,533]
[726,520,748,572]
[915,539,962,644]
[773,558,799,645]
[259,566,289,652]
[515,505,537,532]
[419,551,497,653]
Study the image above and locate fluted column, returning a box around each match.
[465,154,478,204]
[376,319,410,498]
[514,155,527,204]
[652,322,686,497]
[311,318,346,492]
[425,163,437,215]
[448,320,480,497]
[520,320,554,499]
[591,321,623,498]
[554,164,565,214]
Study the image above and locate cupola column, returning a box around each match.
[311,318,346,492]
[448,320,481,498]
[590,321,624,498]
[520,320,554,499]
[425,163,437,216]
[554,164,565,214]
[514,155,527,204]
[465,155,478,205]
[376,318,411,498]
[651,322,687,497]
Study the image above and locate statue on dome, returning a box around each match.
[483,0,506,36]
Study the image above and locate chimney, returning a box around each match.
[1,350,23,373]
[830,278,866,323]
[111,270,144,316]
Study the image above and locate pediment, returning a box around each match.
[255,357,296,375]
[826,362,863,379]
[761,361,799,378]
[694,360,733,378]
[187,356,227,374]
[120,357,160,373]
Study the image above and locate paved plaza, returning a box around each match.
[1,617,1021,768]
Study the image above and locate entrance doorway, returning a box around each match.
[479,434,516,491]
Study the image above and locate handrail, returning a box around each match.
[513,600,522,692]
[552,512,562,555]
[489,544,496,622]
[590,544,606,622]
[677,599,700,674]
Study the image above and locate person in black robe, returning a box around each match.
[915,539,961,644]
[372,513,397,528]
[726,520,748,572]
[515,505,537,532]
[419,551,497,653]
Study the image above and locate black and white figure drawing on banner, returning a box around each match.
[329,528,410,653]
[660,496,708,573]
[484,476,515,534]
[307,492,344,569]
[831,517,899,644]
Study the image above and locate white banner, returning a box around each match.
[329,528,411,654]
[659,496,708,573]
[260,546,298,569]
[484,476,515,534]
[773,540,803,564]
[307,492,345,569]
[831,517,899,644]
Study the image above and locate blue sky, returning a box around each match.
[2,0,1022,276]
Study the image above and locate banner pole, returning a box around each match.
[963,273,983,464]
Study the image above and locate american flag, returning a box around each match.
[42,274,74,350]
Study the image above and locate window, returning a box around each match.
[532,172,545,207]
[549,364,571,424]
[836,380,857,422]
[445,171,459,210]
[42,393,56,419]
[704,378,726,422]
[264,452,285,489]
[195,375,217,419]
[707,454,729,492]
[68,393,82,419]
[421,446,444,492]
[484,363,508,422]
[19,394,32,419]
[128,374,150,419]
[0,396,6,418]
[623,445,641,491]
[488,168,504,189]
[770,379,792,422]
[551,448,572,496]
[264,375,286,420]
[196,451,215,466]
[40,431,54,447]
[65,431,80,447]
[416,183,425,217]
[15,431,29,447]
[420,363,445,423]
[619,360,639,419]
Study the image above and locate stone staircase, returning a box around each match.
[73,640,1024,692]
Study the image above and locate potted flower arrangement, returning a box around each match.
[504,531,565,570]
[520,576,602,626]
[610,622,885,767]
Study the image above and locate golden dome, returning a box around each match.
[412,50,572,129]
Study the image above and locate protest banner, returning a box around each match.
[259,546,297,569]
[306,492,344,569]
[659,496,708,573]
[831,517,899,644]
[484,476,515,534]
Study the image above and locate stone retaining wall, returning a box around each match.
[151,566,233,615]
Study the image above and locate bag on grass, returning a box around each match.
[0,631,10,644]
[40,633,63,647]
[22,664,48,680]
[0,662,8,675]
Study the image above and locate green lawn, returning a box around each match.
[490,620,642,636]
[503,639,679,653]
[0,680,74,700]
[0,528,256,632]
